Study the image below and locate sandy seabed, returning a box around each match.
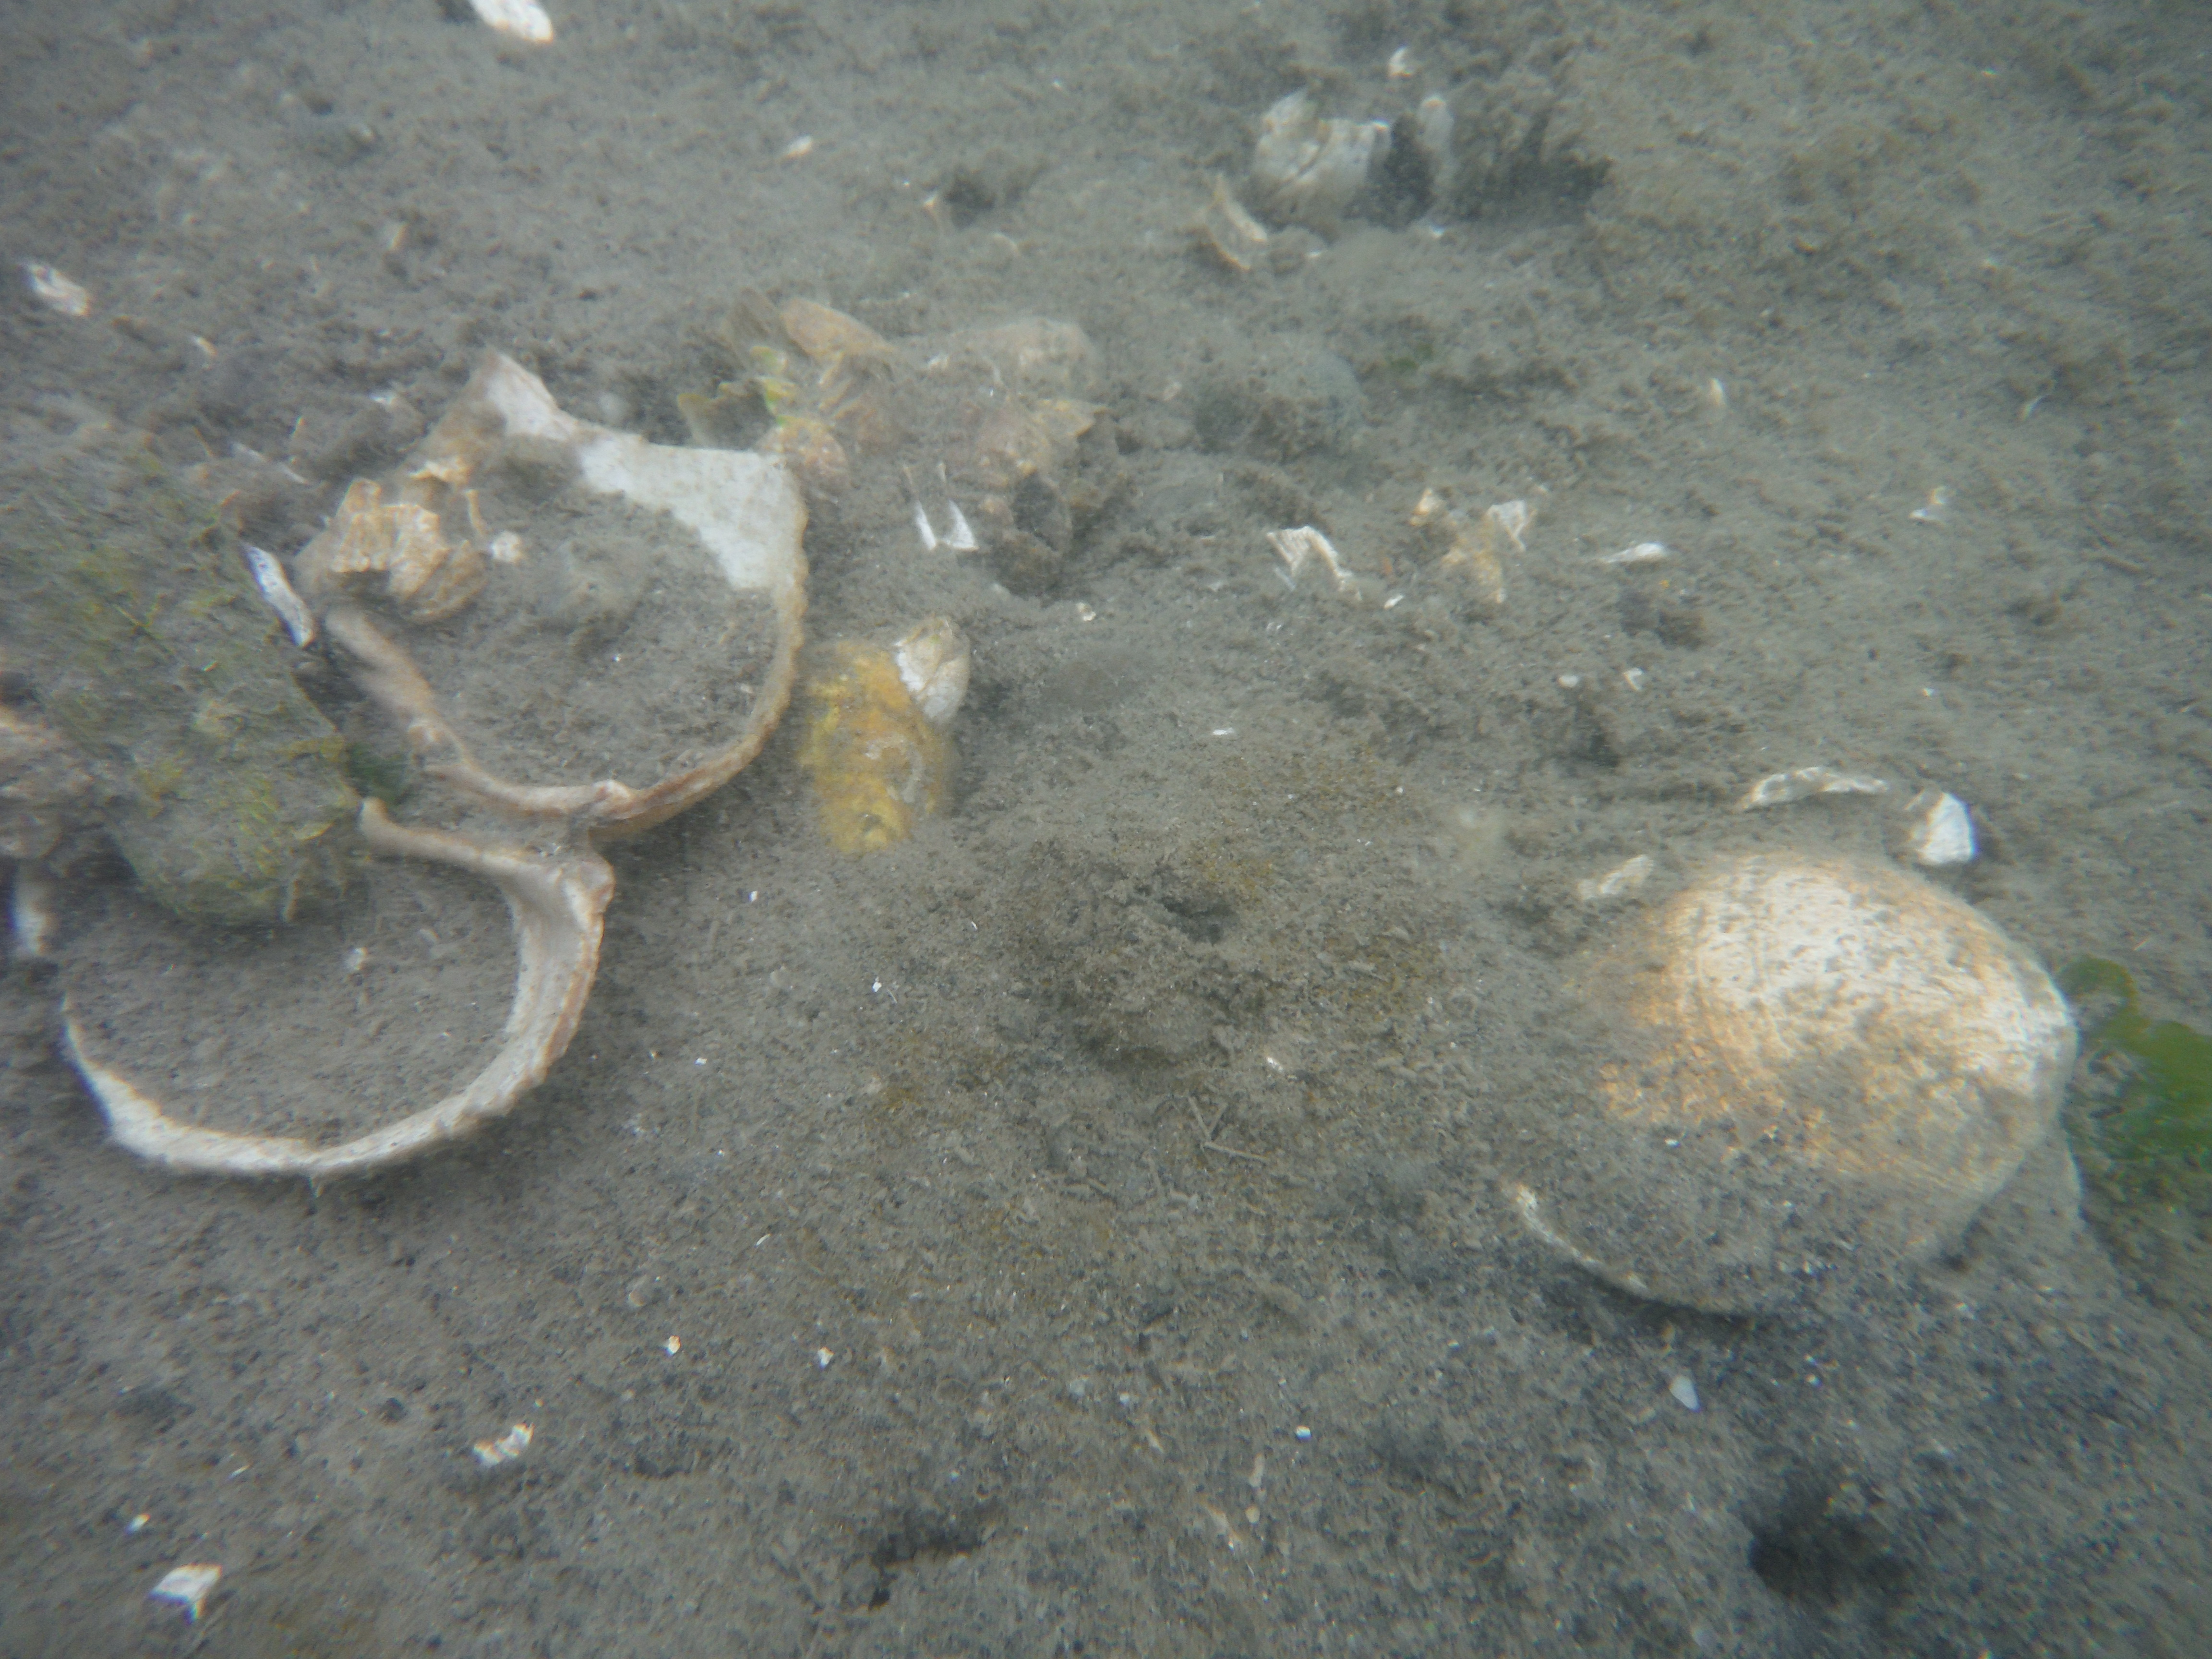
[3,1,2211,1653]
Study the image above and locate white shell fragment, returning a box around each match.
[1596,541,1670,566]
[471,1422,534,1467]
[893,616,972,729]
[1268,525,1357,595]
[23,262,91,317]
[1911,487,1952,525]
[241,544,316,648]
[1576,854,1653,904]
[1668,1374,1701,1412]
[149,1563,221,1621]
[1252,92,1391,228]
[1904,789,1976,866]
[1736,765,1890,811]
[469,0,553,43]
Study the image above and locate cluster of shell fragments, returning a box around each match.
[4,352,808,1178]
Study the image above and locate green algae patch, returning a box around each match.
[0,431,359,925]
[2062,957,2212,1181]
[2061,956,2212,1338]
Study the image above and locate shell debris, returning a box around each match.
[1903,789,1975,866]
[1267,525,1358,595]
[471,1422,534,1467]
[1736,765,1889,811]
[1188,176,1271,275]
[1251,91,1391,231]
[241,544,315,648]
[797,620,970,854]
[1595,541,1669,566]
[469,0,552,42]
[1576,854,1653,905]
[1421,494,1528,609]
[23,262,91,317]
[149,1563,221,1621]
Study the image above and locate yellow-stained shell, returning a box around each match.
[1514,853,2077,1310]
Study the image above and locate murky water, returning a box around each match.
[4,1,2210,1652]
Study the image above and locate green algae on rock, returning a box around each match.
[0,428,358,925]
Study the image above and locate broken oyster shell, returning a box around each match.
[305,352,808,836]
[6,355,807,1178]
[30,803,613,1178]
[1251,91,1391,232]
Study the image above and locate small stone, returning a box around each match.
[1669,1374,1701,1412]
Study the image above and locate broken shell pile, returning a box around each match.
[1513,853,2077,1311]
[19,354,807,1178]
[680,292,1117,599]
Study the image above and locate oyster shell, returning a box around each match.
[1512,853,2077,1310]
[28,802,613,1178]
[306,353,808,835]
[6,355,807,1178]
[797,618,970,854]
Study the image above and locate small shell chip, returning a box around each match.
[1576,854,1654,905]
[24,262,91,317]
[469,0,553,42]
[150,1563,221,1621]
[1736,766,1890,811]
[471,1421,534,1467]
[1267,525,1357,595]
[1903,789,1975,866]
[241,544,316,648]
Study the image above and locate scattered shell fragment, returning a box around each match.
[1668,1374,1701,1412]
[149,1563,221,1621]
[472,1422,535,1467]
[309,478,488,623]
[1188,176,1272,275]
[469,0,553,43]
[1267,525,1356,595]
[1903,789,1975,866]
[1251,91,1391,230]
[1386,46,1419,78]
[1596,541,1669,566]
[241,543,316,647]
[1911,487,1952,525]
[1736,765,1890,810]
[1576,854,1653,904]
[1434,498,1528,609]
[23,262,91,317]
[893,616,972,729]
[1520,854,2077,1311]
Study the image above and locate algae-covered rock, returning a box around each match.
[0,425,358,925]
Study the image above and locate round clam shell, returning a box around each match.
[1514,853,2077,1311]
